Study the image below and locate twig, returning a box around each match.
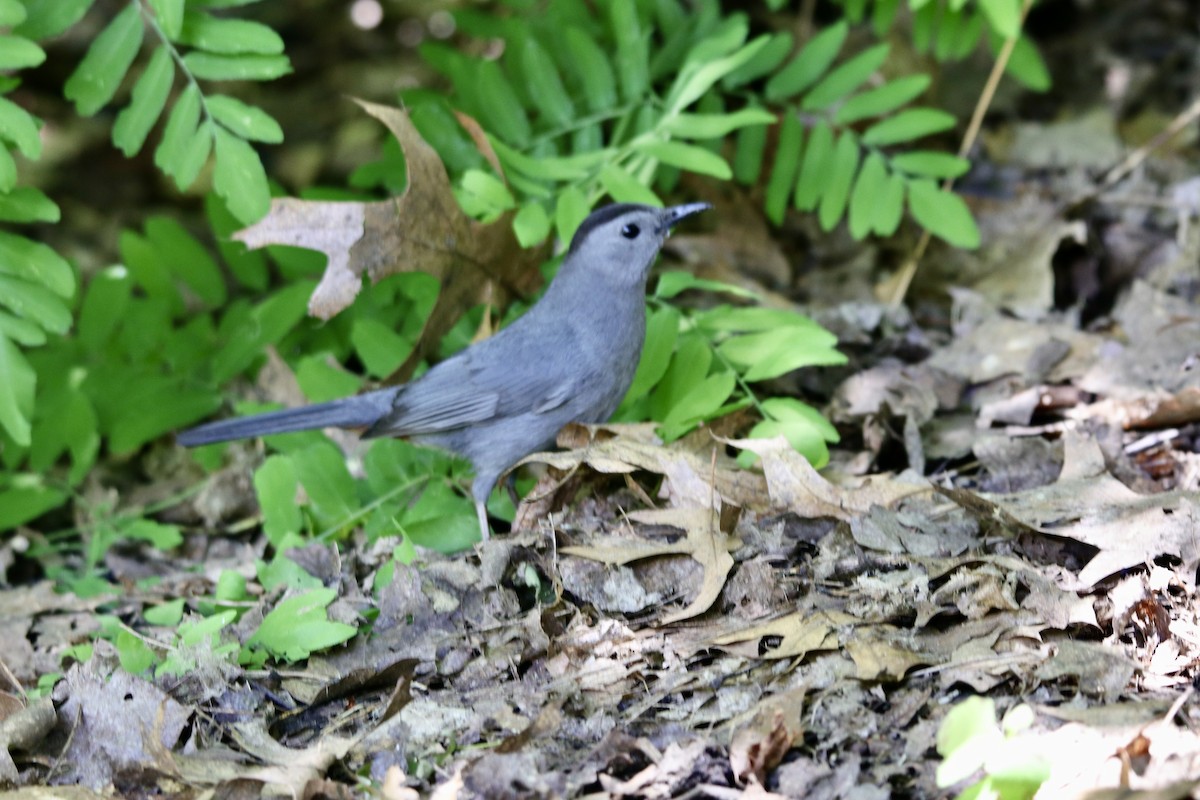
[882,0,1036,307]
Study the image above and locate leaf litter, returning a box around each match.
[9,40,1200,800]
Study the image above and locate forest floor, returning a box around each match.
[4,1,1200,798]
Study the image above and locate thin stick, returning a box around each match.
[882,0,1035,307]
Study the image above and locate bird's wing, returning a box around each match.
[363,334,576,438]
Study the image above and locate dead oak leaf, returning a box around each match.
[515,423,769,514]
[235,100,550,381]
[952,432,1200,587]
[561,506,738,624]
[729,435,928,520]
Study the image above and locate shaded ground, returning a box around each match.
[4,1,1200,798]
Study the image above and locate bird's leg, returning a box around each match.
[474,497,491,542]
[504,472,520,508]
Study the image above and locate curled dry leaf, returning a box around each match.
[943,432,1200,587]
[234,100,551,381]
[561,506,737,624]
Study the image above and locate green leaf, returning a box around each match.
[848,151,888,240]
[0,0,25,25]
[907,179,980,248]
[207,95,283,143]
[0,479,68,532]
[666,34,769,114]
[610,0,649,102]
[660,371,736,439]
[472,60,531,146]
[177,121,215,191]
[144,216,226,306]
[147,0,184,38]
[936,696,1001,786]
[0,96,43,159]
[0,148,15,192]
[122,519,183,549]
[834,74,931,124]
[77,265,131,350]
[182,52,291,81]
[291,441,357,530]
[0,36,44,70]
[155,84,204,187]
[255,455,301,547]
[63,2,143,116]
[890,150,970,179]
[801,42,890,111]
[599,163,660,206]
[624,305,680,403]
[636,139,731,179]
[518,36,573,126]
[978,0,1021,38]
[765,111,803,225]
[211,282,311,383]
[106,378,221,454]
[717,328,845,382]
[694,305,823,333]
[871,0,902,34]
[29,385,98,483]
[794,120,833,212]
[351,317,412,378]
[743,416,830,469]
[490,137,609,183]
[113,45,174,156]
[873,170,905,236]
[661,107,776,139]
[554,185,590,244]
[649,334,711,420]
[761,397,838,443]
[179,10,284,54]
[0,333,34,445]
[456,168,515,221]
[0,188,59,223]
[765,21,847,101]
[296,354,362,403]
[144,598,185,626]
[745,397,839,467]
[818,130,860,231]
[14,0,94,39]
[0,311,46,346]
[213,127,270,223]
[246,588,358,661]
[733,117,767,185]
[0,274,72,333]
[1003,34,1051,92]
[116,630,157,675]
[562,27,616,112]
[862,107,956,146]
[0,231,74,297]
[656,271,759,300]
[723,31,793,88]
[512,202,550,247]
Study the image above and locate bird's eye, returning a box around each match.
[621,223,640,239]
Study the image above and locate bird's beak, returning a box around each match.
[658,202,712,234]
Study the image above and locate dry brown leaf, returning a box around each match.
[234,100,550,381]
[729,436,928,520]
[560,506,737,624]
[728,689,805,787]
[230,720,355,798]
[516,423,769,512]
[963,432,1200,586]
[712,610,853,660]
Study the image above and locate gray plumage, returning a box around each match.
[178,202,711,541]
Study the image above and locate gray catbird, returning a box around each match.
[178,202,711,540]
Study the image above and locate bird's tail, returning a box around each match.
[177,391,393,446]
